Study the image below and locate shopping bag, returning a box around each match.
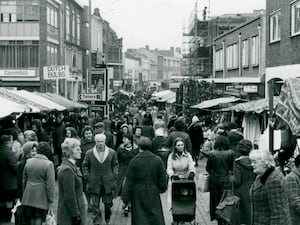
[198,173,209,192]
[45,208,57,225]
[11,200,29,225]
[215,189,240,224]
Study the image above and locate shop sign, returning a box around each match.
[43,65,70,80]
[0,69,36,77]
[113,80,123,87]
[243,85,258,93]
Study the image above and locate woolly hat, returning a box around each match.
[22,141,38,157]
[120,123,129,129]
[227,130,243,145]
[174,118,186,131]
[192,115,199,123]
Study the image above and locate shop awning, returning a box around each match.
[151,90,176,103]
[222,97,279,113]
[35,92,88,110]
[191,97,242,110]
[11,90,66,111]
[0,96,29,118]
[0,88,43,112]
[112,89,134,97]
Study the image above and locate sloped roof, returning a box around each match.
[151,90,176,103]
[191,97,241,110]
[0,95,29,118]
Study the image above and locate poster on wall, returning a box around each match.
[91,69,105,101]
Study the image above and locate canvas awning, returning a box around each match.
[191,97,242,110]
[0,96,29,118]
[151,90,176,103]
[112,89,134,97]
[222,97,279,113]
[11,90,66,111]
[0,88,43,112]
[35,92,88,110]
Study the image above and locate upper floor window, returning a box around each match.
[270,10,281,43]
[47,6,58,28]
[226,43,238,69]
[215,49,223,71]
[66,6,70,41]
[291,1,300,36]
[251,36,259,66]
[77,15,81,45]
[242,39,249,67]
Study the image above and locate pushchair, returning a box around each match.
[171,178,198,225]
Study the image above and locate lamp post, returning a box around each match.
[88,0,92,93]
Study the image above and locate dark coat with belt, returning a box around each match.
[57,159,87,225]
[206,149,235,220]
[122,150,168,225]
[250,167,291,225]
[115,143,139,197]
[286,167,300,225]
[82,146,118,195]
[0,146,18,201]
[232,156,256,225]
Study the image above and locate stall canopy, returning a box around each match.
[35,92,88,110]
[275,78,300,136]
[0,88,43,112]
[11,90,66,111]
[0,96,29,118]
[223,97,279,113]
[191,97,242,110]
[112,89,134,97]
[151,90,176,103]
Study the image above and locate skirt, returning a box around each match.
[23,206,47,222]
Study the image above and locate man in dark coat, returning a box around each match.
[52,112,66,165]
[82,133,118,225]
[188,115,204,166]
[122,137,168,225]
[94,122,114,149]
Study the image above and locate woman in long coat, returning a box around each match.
[122,137,168,225]
[22,142,55,225]
[57,138,87,225]
[249,149,291,225]
[206,135,234,225]
[231,140,256,225]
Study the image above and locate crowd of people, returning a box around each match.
[0,102,299,225]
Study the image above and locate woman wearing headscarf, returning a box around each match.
[206,135,235,225]
[230,140,256,225]
[21,142,55,225]
[115,133,139,216]
[249,150,291,225]
[17,141,38,200]
[122,137,167,225]
[188,115,204,166]
[57,138,87,225]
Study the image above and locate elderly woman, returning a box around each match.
[57,138,87,225]
[22,142,55,225]
[206,135,234,225]
[286,154,300,225]
[249,150,291,225]
[122,137,167,225]
[231,140,256,225]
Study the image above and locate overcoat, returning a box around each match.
[122,150,168,225]
[206,149,235,220]
[22,154,55,210]
[0,145,18,201]
[286,167,300,225]
[250,167,291,225]
[82,146,118,195]
[232,156,256,225]
[115,143,139,197]
[57,159,87,225]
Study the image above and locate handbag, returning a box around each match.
[198,173,209,192]
[45,208,57,225]
[215,181,240,225]
[11,200,28,225]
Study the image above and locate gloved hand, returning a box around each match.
[72,216,81,225]
[171,175,180,181]
[188,172,195,180]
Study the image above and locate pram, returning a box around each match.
[171,178,198,225]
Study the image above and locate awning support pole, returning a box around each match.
[268,80,274,154]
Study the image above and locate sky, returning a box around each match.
[81,0,266,51]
